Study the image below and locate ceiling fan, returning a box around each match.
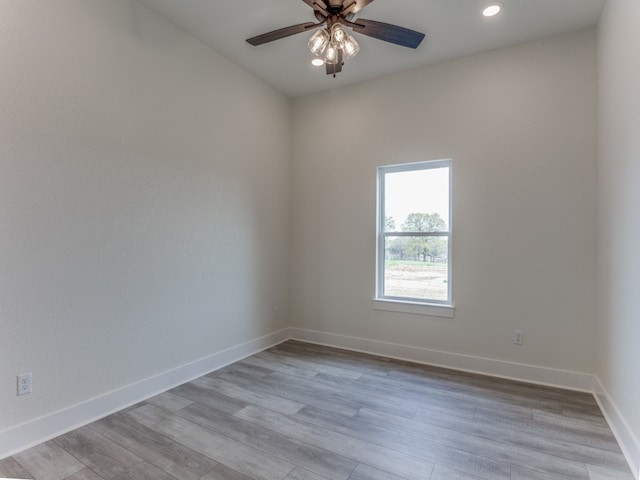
[246,0,425,76]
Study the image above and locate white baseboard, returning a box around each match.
[594,377,640,480]
[0,328,291,460]
[289,328,595,392]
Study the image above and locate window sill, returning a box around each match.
[372,299,455,318]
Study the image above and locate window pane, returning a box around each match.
[377,160,452,305]
[384,235,448,301]
[384,167,449,232]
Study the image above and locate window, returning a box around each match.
[375,159,453,317]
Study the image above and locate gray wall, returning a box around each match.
[597,0,640,474]
[291,29,598,378]
[0,0,291,432]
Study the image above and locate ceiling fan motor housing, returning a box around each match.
[327,0,347,8]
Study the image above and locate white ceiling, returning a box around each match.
[136,0,605,98]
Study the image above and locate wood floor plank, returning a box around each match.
[193,375,305,415]
[13,441,85,480]
[199,463,254,480]
[63,468,106,480]
[356,371,536,420]
[510,464,594,479]
[176,402,357,480]
[169,380,248,415]
[253,351,323,378]
[586,464,636,480]
[273,344,393,377]
[385,364,598,412]
[234,404,436,480]
[412,406,629,470]
[292,372,419,419]
[90,413,218,480]
[53,426,143,480]
[533,408,614,432]
[472,407,620,452]
[413,399,476,420]
[147,391,194,412]
[110,461,178,480]
[127,404,295,480]
[294,404,510,480]
[355,406,594,478]
[0,456,34,479]
[245,353,320,378]
[284,466,333,480]
[347,463,410,480]
[429,465,491,480]
[219,361,275,379]
[218,369,361,418]
[257,351,362,380]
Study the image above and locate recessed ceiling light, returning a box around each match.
[482,2,503,17]
[311,58,324,67]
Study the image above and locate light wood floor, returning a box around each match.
[0,341,634,480]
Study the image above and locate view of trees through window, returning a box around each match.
[379,162,451,302]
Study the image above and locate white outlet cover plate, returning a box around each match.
[17,372,32,395]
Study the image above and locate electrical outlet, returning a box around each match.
[273,307,280,319]
[17,372,32,396]
[514,330,524,345]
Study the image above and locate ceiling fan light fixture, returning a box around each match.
[343,34,360,59]
[308,29,330,56]
[324,41,339,64]
[250,0,424,77]
[331,23,348,48]
[482,2,503,17]
[311,58,325,67]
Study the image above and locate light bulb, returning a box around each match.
[343,34,360,59]
[324,42,338,64]
[308,29,329,56]
[325,44,337,63]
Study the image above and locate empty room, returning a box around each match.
[1,1,639,479]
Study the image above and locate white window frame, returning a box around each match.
[374,159,454,318]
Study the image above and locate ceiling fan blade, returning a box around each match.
[302,0,328,11]
[246,22,319,46]
[350,18,425,49]
[342,0,374,15]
